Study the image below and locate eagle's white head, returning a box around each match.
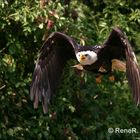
[76,51,98,65]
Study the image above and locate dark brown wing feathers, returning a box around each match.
[101,28,125,59]
[102,27,140,105]
[124,38,140,105]
[30,32,78,113]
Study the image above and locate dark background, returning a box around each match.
[0,0,140,139]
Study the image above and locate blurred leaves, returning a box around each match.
[0,0,140,140]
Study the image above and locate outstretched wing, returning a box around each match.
[30,32,78,113]
[100,27,140,105]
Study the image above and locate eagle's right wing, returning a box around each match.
[30,32,79,113]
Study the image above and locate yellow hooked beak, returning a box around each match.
[80,54,86,61]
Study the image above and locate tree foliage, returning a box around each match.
[0,0,140,139]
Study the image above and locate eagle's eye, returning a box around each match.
[85,54,89,57]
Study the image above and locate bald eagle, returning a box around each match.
[30,27,140,113]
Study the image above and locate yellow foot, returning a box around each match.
[109,75,115,82]
[95,75,102,84]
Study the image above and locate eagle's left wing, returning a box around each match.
[100,27,140,105]
[124,35,140,105]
